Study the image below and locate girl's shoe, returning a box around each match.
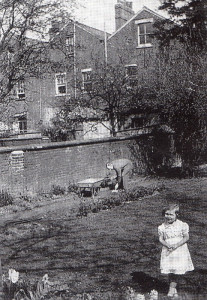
[167,287,175,297]
[167,287,179,298]
[173,288,179,298]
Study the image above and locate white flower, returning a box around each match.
[84,294,92,300]
[135,293,145,300]
[8,269,19,283]
[149,289,158,300]
[42,274,49,283]
[125,287,145,300]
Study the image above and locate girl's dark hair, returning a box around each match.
[162,203,180,217]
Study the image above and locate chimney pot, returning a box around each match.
[115,0,134,31]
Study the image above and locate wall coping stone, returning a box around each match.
[0,133,148,154]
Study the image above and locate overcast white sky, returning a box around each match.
[74,0,163,33]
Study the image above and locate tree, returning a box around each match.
[150,44,207,171]
[144,0,207,173]
[0,0,76,104]
[51,62,157,139]
[154,0,207,52]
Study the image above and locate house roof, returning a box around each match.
[76,22,110,40]
[50,19,109,41]
[159,125,175,134]
[109,6,166,40]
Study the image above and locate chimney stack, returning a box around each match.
[49,18,66,41]
[115,0,134,31]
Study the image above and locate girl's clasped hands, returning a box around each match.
[167,244,178,251]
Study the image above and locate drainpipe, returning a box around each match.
[39,52,42,122]
[104,21,108,65]
[73,20,77,99]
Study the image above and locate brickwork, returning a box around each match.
[10,151,24,172]
[2,6,167,137]
[108,8,164,68]
[0,136,146,196]
[3,21,106,135]
[115,1,135,31]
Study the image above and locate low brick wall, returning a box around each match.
[0,135,147,196]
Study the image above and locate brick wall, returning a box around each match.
[0,135,146,196]
[108,9,162,68]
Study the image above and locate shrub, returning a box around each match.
[77,185,162,217]
[0,190,13,207]
[18,194,32,203]
[67,181,80,195]
[51,185,66,196]
[78,200,90,217]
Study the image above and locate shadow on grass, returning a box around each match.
[131,269,207,296]
[182,269,207,294]
[131,271,168,294]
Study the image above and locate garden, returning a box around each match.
[0,176,207,299]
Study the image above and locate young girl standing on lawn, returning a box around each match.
[158,204,194,298]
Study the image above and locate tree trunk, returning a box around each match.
[109,113,117,137]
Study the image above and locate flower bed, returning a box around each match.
[77,185,164,218]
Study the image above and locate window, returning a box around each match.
[17,80,25,99]
[125,65,137,76]
[7,49,15,63]
[135,18,153,48]
[13,114,27,133]
[81,69,92,92]
[18,117,27,133]
[66,35,74,54]
[131,117,145,129]
[125,64,138,87]
[55,73,67,95]
[138,23,153,45]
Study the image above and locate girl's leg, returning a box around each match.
[169,273,178,285]
[168,274,180,297]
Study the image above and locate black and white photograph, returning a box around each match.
[0,0,206,299]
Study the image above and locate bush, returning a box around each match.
[78,200,89,217]
[77,185,162,217]
[67,181,80,195]
[18,194,32,203]
[51,185,66,196]
[0,190,13,207]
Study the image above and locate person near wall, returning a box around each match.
[106,158,133,191]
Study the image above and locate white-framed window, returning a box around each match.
[7,49,15,62]
[55,73,67,95]
[81,68,92,92]
[66,35,74,54]
[125,64,137,76]
[125,64,138,87]
[17,79,25,99]
[13,114,27,133]
[18,116,27,133]
[135,18,153,48]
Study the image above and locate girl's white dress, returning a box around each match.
[158,219,194,274]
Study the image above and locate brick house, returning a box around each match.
[1,20,108,139]
[108,4,165,65]
[1,1,169,141]
[107,3,166,131]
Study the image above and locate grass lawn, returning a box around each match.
[1,177,207,299]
